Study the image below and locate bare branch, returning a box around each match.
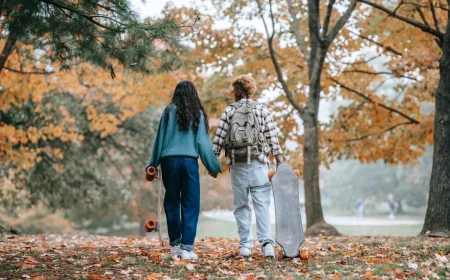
[415,6,431,26]
[358,0,444,40]
[342,69,418,81]
[342,54,382,64]
[343,69,393,75]
[344,121,413,141]
[349,30,403,56]
[323,0,337,36]
[256,0,305,116]
[4,67,55,75]
[286,0,309,61]
[429,0,442,32]
[330,77,420,124]
[326,0,357,44]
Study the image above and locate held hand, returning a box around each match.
[275,154,284,166]
[209,172,218,178]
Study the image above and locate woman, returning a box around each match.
[145,80,221,260]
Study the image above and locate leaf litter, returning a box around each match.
[0,234,448,279]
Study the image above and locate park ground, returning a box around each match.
[1,233,449,280]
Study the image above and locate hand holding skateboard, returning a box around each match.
[146,166,157,181]
[144,219,159,232]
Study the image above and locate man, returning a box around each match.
[212,74,283,257]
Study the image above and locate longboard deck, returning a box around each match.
[272,163,305,258]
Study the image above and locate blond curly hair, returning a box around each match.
[231,74,257,97]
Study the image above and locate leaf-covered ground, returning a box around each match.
[0,234,449,279]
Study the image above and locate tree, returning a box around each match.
[356,0,449,238]
[0,0,187,76]
[194,0,434,235]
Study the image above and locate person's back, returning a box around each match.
[212,74,283,258]
[155,105,211,161]
[144,80,220,260]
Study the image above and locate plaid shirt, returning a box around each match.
[212,98,282,164]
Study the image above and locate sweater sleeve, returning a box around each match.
[145,113,166,171]
[197,114,222,174]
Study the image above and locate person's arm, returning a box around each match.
[261,107,283,165]
[198,114,222,174]
[144,112,166,172]
[212,109,231,157]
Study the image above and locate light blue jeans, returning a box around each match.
[230,160,274,249]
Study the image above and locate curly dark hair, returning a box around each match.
[164,80,209,134]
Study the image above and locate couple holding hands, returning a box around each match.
[145,74,283,260]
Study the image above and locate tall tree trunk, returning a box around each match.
[421,16,450,238]
[304,49,340,236]
[0,33,18,73]
[303,114,324,226]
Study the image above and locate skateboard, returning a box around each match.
[271,163,305,258]
[144,166,164,247]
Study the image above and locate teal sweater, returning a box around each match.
[145,105,221,174]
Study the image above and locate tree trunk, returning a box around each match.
[303,49,340,236]
[421,17,450,238]
[0,33,18,73]
[303,114,324,226]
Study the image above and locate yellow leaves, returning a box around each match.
[90,113,121,138]
[86,106,97,121]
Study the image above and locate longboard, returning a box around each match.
[144,167,164,247]
[271,163,305,258]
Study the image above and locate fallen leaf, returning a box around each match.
[185,263,195,271]
[362,270,372,279]
[300,251,309,260]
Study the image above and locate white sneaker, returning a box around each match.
[239,247,251,256]
[262,244,275,258]
[170,245,181,257]
[181,249,198,260]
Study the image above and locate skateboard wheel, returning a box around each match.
[268,171,276,180]
[146,166,157,176]
[145,219,157,232]
[293,169,300,179]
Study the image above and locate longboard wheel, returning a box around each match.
[293,169,300,179]
[146,166,157,176]
[145,219,157,232]
[268,171,276,181]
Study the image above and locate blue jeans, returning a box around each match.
[230,160,274,249]
[160,157,200,251]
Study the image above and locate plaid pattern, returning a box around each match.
[212,98,282,164]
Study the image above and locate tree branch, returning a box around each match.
[286,0,310,61]
[358,0,444,40]
[415,6,431,27]
[323,0,337,36]
[349,30,403,56]
[4,67,55,75]
[326,0,357,44]
[429,0,442,32]
[330,77,420,124]
[0,33,18,73]
[344,121,414,141]
[40,0,125,32]
[256,0,305,117]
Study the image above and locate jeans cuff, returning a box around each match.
[181,244,194,251]
[260,239,274,246]
[169,238,181,247]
